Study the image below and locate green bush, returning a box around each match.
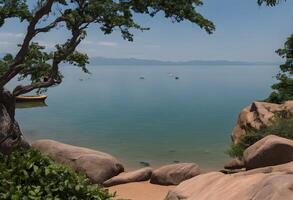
[227,115,293,159]
[0,149,114,200]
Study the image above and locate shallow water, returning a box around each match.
[14,65,278,170]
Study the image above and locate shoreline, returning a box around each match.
[25,132,229,173]
[108,181,175,200]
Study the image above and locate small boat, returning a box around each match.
[16,95,47,102]
[175,76,179,80]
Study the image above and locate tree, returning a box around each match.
[0,0,215,153]
[257,0,292,103]
[267,34,293,103]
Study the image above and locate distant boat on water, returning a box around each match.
[16,95,47,102]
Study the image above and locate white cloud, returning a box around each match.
[0,32,24,38]
[0,32,24,52]
[144,44,160,48]
[0,41,12,45]
[97,41,118,47]
[34,40,56,49]
[80,40,118,48]
[82,40,94,45]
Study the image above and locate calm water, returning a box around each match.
[14,65,278,170]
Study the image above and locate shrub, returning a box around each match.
[0,149,114,200]
[227,115,293,159]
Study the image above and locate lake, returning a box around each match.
[14,64,278,170]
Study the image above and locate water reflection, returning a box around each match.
[16,102,47,109]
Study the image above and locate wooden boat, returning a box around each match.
[16,95,47,102]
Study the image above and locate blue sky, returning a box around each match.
[0,0,292,62]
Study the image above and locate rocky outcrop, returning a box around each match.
[224,158,245,170]
[103,167,153,187]
[244,135,293,170]
[32,139,124,184]
[165,162,293,200]
[232,101,293,143]
[150,163,200,186]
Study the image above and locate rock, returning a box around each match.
[165,162,293,200]
[244,135,293,170]
[103,167,153,187]
[282,100,293,113]
[139,161,151,167]
[150,163,201,186]
[32,139,124,184]
[232,101,293,143]
[224,158,245,170]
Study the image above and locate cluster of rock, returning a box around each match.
[165,161,293,200]
[232,100,293,143]
[24,100,293,199]
[32,133,293,200]
[224,135,293,171]
[165,135,293,200]
[32,140,202,186]
[166,101,293,200]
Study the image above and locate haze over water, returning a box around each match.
[15,64,278,169]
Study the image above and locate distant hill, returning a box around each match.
[90,57,278,66]
[0,54,279,66]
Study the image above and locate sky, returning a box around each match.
[0,0,292,62]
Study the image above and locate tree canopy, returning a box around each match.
[0,0,215,97]
[267,34,293,103]
[257,0,286,6]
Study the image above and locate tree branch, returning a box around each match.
[35,16,65,34]
[13,27,83,96]
[0,0,55,88]
[12,78,58,96]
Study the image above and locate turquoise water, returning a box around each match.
[15,65,278,170]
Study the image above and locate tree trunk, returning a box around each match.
[0,89,30,154]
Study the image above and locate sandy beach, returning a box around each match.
[109,181,175,200]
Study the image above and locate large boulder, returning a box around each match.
[232,101,293,143]
[165,162,293,200]
[224,158,245,170]
[244,135,293,170]
[32,139,124,184]
[103,167,153,187]
[150,163,201,186]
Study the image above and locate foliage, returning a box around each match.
[0,0,32,26]
[0,54,13,77]
[267,34,293,103]
[227,115,293,159]
[0,148,113,200]
[0,0,215,96]
[257,0,286,6]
